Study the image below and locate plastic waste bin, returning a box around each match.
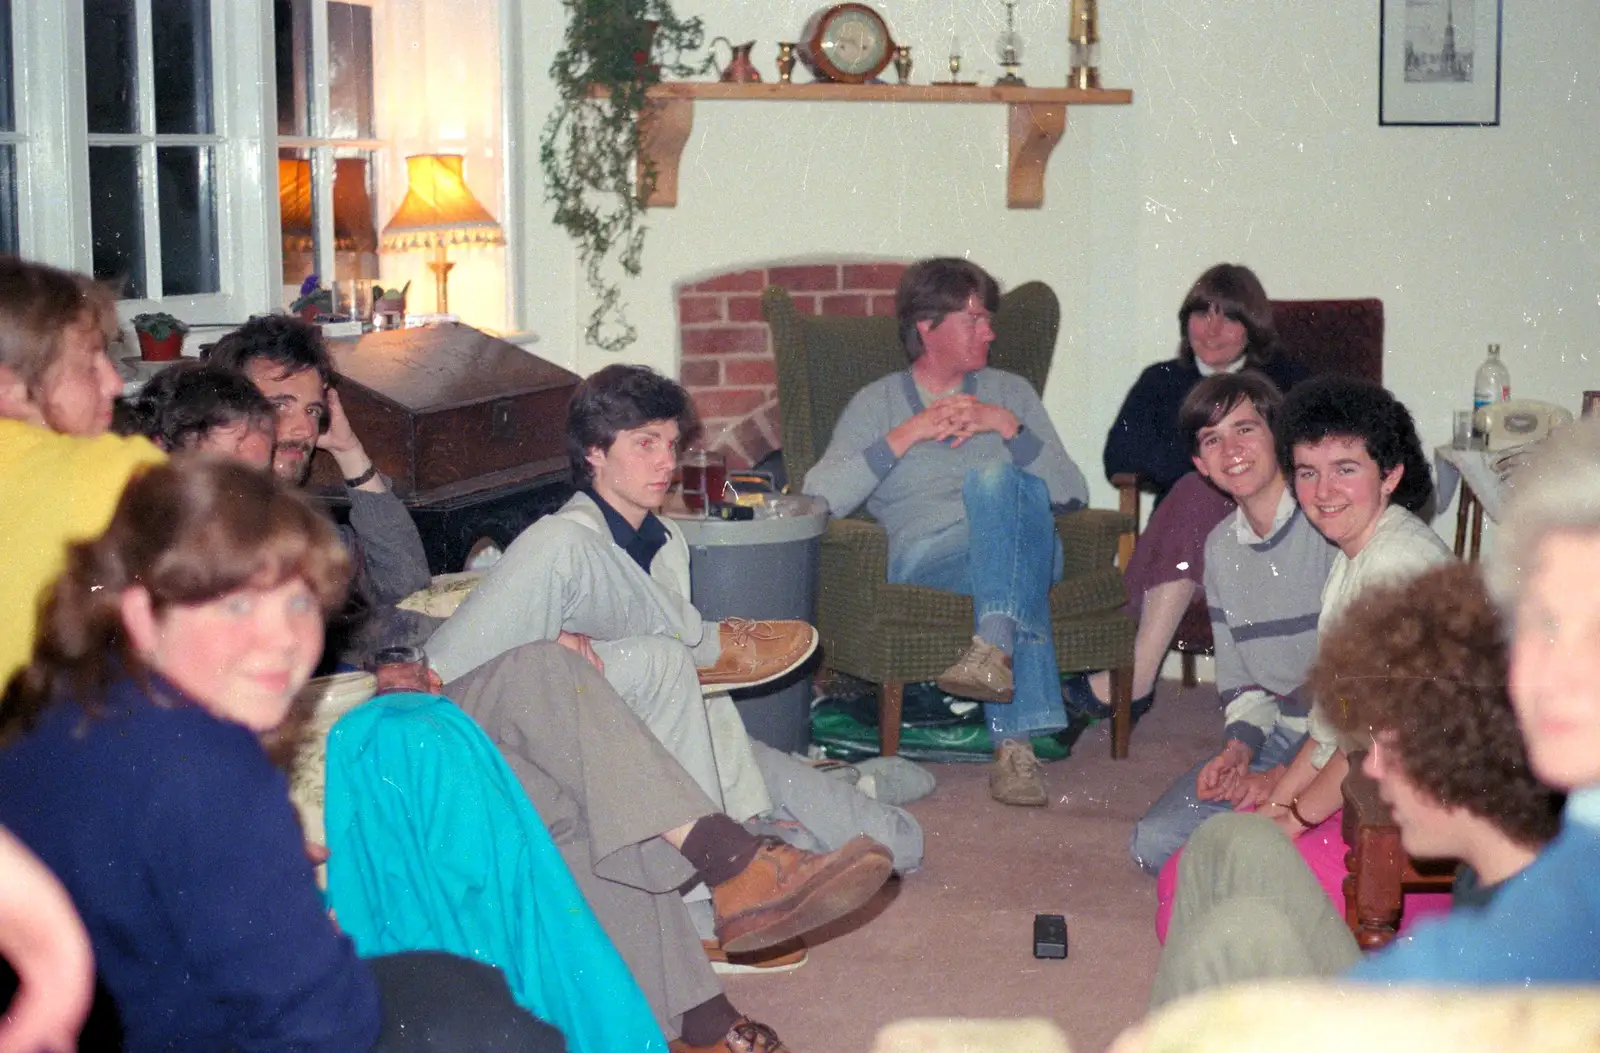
[671,497,828,753]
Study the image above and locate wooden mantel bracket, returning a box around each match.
[1007,102,1066,209]
[595,83,1132,210]
[638,97,694,208]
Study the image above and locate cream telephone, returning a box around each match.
[1474,400,1574,451]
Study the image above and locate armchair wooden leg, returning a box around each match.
[1181,652,1197,688]
[878,680,904,758]
[1108,666,1133,760]
[1343,823,1404,950]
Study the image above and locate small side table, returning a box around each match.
[670,500,829,753]
[1434,446,1506,562]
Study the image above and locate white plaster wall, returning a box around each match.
[509,0,1600,513]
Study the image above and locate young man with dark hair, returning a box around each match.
[206,315,432,662]
[1128,373,1337,873]
[115,360,276,470]
[427,365,911,1026]
[429,364,823,804]
[1148,559,1573,1007]
[803,257,1090,806]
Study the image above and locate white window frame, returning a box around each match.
[12,0,277,327]
[276,0,385,301]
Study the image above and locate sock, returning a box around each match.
[977,613,1016,656]
[679,994,742,1047]
[678,813,762,888]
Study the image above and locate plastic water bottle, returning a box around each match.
[1473,343,1511,414]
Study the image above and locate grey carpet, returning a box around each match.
[724,679,1223,1053]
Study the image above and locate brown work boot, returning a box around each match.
[670,1017,789,1053]
[697,618,818,691]
[700,938,808,975]
[990,738,1047,807]
[937,635,1014,703]
[712,834,893,954]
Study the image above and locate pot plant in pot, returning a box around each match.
[131,312,190,362]
[540,0,711,352]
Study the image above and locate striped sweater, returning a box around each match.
[1203,489,1339,758]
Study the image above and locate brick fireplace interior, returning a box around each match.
[675,260,909,474]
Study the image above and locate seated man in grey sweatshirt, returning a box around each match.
[802,257,1089,808]
[1127,372,1337,874]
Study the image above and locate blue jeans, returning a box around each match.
[889,462,1068,742]
[1128,724,1307,875]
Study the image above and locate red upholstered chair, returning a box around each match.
[1114,298,1386,684]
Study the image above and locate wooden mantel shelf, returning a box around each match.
[596,82,1134,209]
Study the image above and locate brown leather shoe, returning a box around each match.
[700,938,808,975]
[989,738,1047,807]
[697,618,818,691]
[937,635,1014,703]
[670,1017,788,1053]
[712,834,893,954]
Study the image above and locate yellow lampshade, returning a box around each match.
[380,154,504,251]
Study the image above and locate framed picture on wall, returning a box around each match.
[1379,0,1503,126]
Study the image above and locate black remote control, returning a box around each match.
[1033,913,1068,959]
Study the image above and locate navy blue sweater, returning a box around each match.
[1102,356,1309,500]
[0,677,380,1053]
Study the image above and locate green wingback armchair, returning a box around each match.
[763,282,1140,759]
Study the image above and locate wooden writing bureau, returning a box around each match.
[309,324,579,572]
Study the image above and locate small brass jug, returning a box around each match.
[710,37,762,83]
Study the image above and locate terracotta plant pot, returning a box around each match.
[137,331,184,362]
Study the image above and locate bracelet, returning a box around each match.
[344,464,379,488]
[1287,797,1315,829]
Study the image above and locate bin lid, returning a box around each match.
[670,498,829,546]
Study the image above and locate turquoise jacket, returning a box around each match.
[325,692,667,1053]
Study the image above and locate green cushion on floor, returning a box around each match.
[810,684,1080,763]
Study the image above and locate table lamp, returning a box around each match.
[380,153,504,315]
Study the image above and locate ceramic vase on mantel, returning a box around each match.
[1068,0,1100,88]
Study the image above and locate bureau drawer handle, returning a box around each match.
[491,399,516,441]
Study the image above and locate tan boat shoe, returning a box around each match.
[937,635,1014,703]
[712,834,892,954]
[696,618,818,691]
[990,738,1047,807]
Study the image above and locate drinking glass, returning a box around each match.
[680,448,727,515]
[370,644,430,695]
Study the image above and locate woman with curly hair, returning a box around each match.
[1150,561,1564,1006]
[0,459,561,1053]
[1252,375,1451,840]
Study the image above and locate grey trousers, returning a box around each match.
[428,517,733,809]
[1149,812,1361,1010]
[444,641,722,1040]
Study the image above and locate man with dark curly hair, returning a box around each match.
[1149,561,1564,1006]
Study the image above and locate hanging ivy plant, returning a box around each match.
[540,0,711,352]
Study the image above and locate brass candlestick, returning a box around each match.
[776,41,797,84]
[1068,0,1101,89]
[894,45,913,84]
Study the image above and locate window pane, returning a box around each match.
[328,2,374,140]
[273,0,311,137]
[89,146,145,298]
[153,0,213,134]
[84,0,138,134]
[157,146,219,295]
[278,146,312,286]
[332,150,377,279]
[0,0,14,132]
[0,145,16,254]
